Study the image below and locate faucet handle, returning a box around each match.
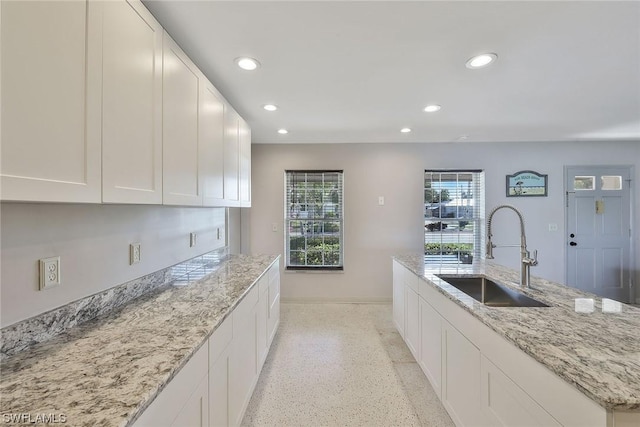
[529,250,539,266]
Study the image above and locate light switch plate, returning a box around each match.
[190,232,197,247]
[39,256,61,290]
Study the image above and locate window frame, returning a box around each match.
[424,169,485,265]
[284,170,344,271]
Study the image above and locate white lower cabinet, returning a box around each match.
[481,355,561,427]
[134,343,209,427]
[173,375,210,427]
[209,315,233,427]
[267,265,280,345]
[392,261,405,337]
[392,261,618,427]
[441,320,486,427]
[136,259,280,427]
[404,284,420,360]
[419,298,442,398]
[229,285,259,426]
[257,275,270,369]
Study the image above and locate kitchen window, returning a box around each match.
[285,170,344,270]
[424,170,484,264]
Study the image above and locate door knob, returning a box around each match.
[570,242,577,246]
[570,233,575,238]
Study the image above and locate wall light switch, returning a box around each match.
[548,223,558,232]
[190,232,197,247]
[378,196,385,206]
[39,256,61,290]
[272,223,278,232]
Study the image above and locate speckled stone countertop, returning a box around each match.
[393,253,640,412]
[0,254,279,427]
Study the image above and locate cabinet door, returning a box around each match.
[442,321,486,427]
[267,263,281,345]
[481,356,561,427]
[419,298,442,398]
[171,375,209,427]
[210,346,230,427]
[200,79,225,206]
[209,315,233,427]
[392,261,405,337]
[257,279,269,370]
[101,0,163,204]
[162,32,202,206]
[223,107,240,206]
[404,285,420,360]
[1,0,101,202]
[134,345,208,427]
[229,286,259,425]
[239,118,252,207]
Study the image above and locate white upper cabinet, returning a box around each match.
[101,0,163,204]
[239,118,252,207]
[199,79,226,207]
[1,0,101,203]
[223,107,240,206]
[162,32,202,206]
[1,0,250,207]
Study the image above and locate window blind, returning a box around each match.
[424,170,485,265]
[285,170,344,270]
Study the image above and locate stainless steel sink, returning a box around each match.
[436,275,549,308]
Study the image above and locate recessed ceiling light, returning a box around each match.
[465,53,497,69]
[263,104,278,111]
[400,128,412,133]
[277,129,288,134]
[235,57,260,71]
[424,105,441,113]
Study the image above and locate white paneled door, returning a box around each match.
[565,166,633,302]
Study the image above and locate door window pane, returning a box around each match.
[601,176,622,190]
[574,176,594,190]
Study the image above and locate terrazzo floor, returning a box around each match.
[242,303,454,427]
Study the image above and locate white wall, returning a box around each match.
[249,140,639,303]
[0,204,226,327]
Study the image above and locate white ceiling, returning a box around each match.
[143,0,640,144]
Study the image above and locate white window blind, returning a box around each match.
[285,170,344,270]
[424,170,485,265]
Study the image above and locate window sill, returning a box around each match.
[285,267,344,274]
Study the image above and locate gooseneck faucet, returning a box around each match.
[486,205,538,288]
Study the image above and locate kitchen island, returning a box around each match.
[0,253,280,427]
[393,253,640,427]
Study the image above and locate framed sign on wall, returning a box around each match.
[506,170,548,197]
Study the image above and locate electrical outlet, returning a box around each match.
[39,256,61,290]
[190,232,197,247]
[378,196,385,206]
[130,243,141,265]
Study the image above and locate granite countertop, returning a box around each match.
[393,253,640,412]
[0,254,279,427]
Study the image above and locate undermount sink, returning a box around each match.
[437,275,549,308]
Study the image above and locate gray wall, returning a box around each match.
[248,140,639,303]
[0,204,226,327]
